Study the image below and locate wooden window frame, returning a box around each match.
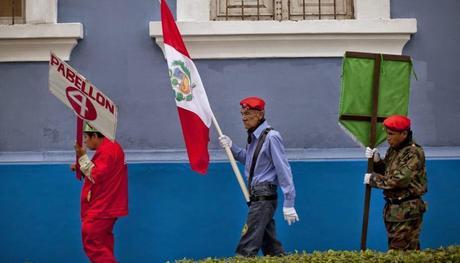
[209,0,354,21]
[0,0,25,25]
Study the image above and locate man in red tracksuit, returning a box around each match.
[71,122,128,263]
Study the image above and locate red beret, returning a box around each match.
[240,96,265,110]
[383,115,411,131]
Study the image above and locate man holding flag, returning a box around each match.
[160,1,294,256]
[219,97,299,257]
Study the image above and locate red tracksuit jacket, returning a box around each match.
[80,138,128,219]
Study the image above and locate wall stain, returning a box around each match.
[43,128,60,144]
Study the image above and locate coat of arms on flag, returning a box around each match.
[169,60,195,102]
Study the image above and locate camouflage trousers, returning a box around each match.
[384,217,423,250]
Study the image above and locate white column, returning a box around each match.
[26,0,57,24]
[177,0,209,21]
[354,0,390,19]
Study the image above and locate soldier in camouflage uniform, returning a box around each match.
[364,115,427,250]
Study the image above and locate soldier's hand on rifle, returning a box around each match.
[218,135,232,148]
[363,173,372,184]
[283,207,299,226]
[365,147,380,162]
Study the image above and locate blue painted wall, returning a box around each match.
[1,0,460,152]
[1,160,459,262]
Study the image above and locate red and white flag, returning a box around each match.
[161,0,213,174]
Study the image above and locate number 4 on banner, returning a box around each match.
[66,87,97,121]
[68,89,89,117]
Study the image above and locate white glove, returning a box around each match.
[78,154,95,183]
[365,147,380,162]
[218,135,232,148]
[363,173,372,185]
[283,207,299,226]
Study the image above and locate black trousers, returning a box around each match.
[236,184,284,257]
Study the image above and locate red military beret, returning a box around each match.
[240,96,265,110]
[383,115,411,131]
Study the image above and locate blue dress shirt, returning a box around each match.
[230,121,296,208]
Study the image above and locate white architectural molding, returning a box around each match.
[0,23,83,62]
[150,0,417,58]
[1,147,460,164]
[0,0,83,62]
[150,19,416,58]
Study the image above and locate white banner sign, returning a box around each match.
[48,53,117,141]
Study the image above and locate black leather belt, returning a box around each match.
[250,194,277,202]
[385,196,420,205]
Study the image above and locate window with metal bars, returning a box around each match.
[211,0,353,21]
[0,0,25,24]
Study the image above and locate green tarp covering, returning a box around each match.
[339,54,412,147]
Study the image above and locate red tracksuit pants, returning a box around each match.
[82,217,118,263]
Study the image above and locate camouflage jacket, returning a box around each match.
[370,138,427,222]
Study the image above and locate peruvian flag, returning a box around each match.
[161,0,213,174]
